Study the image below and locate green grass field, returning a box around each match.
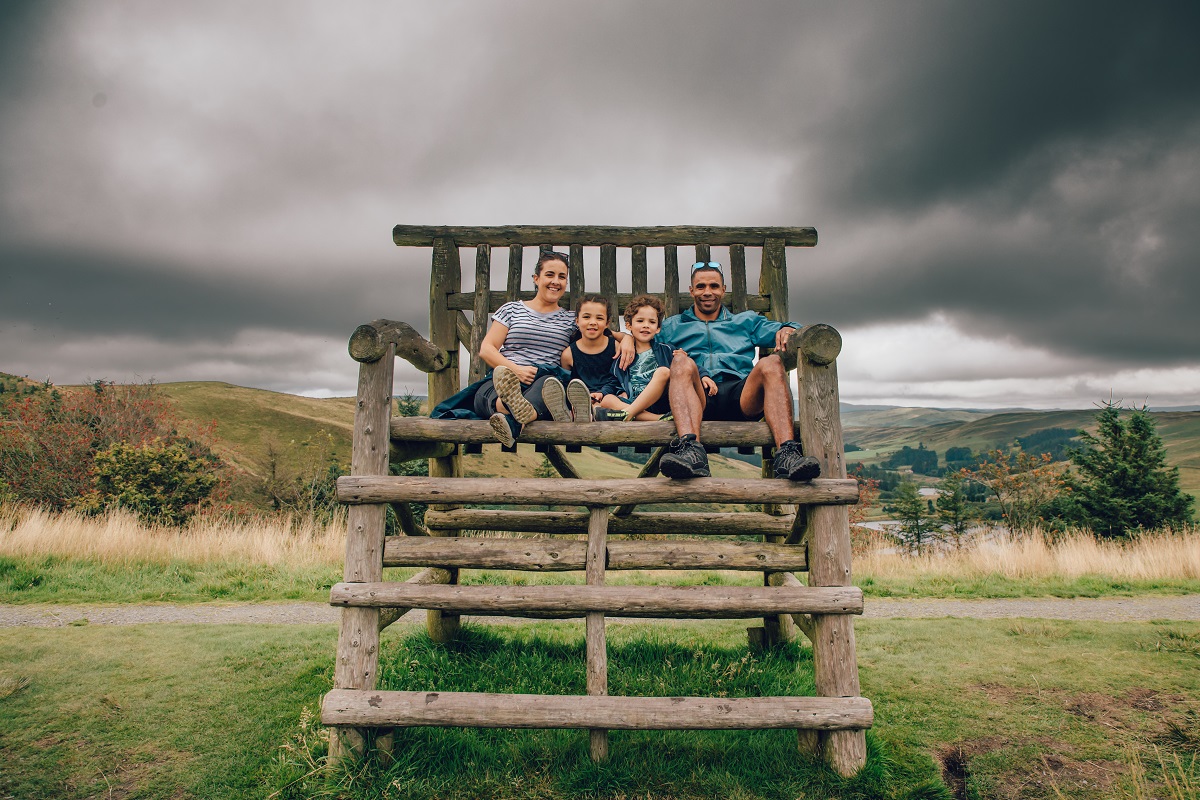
[2,618,1197,799]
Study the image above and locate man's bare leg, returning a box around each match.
[738,354,795,447]
[668,355,706,437]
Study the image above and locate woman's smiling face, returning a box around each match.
[533,258,568,302]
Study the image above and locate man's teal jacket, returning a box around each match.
[659,306,798,384]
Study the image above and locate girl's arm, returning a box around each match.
[561,345,574,370]
[479,321,537,384]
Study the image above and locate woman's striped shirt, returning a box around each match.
[492,301,577,368]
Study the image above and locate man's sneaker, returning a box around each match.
[566,379,592,422]
[489,412,521,449]
[594,407,627,421]
[773,440,821,481]
[493,366,537,424]
[541,377,571,422]
[659,435,711,479]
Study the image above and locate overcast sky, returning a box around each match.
[3,1,1199,409]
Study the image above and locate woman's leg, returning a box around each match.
[473,379,500,418]
[524,375,553,420]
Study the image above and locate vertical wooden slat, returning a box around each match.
[694,243,711,266]
[469,245,491,383]
[631,244,647,296]
[331,349,394,760]
[600,244,618,331]
[760,238,788,322]
[730,244,748,313]
[797,332,865,776]
[428,238,462,644]
[569,244,585,310]
[586,506,610,761]
[506,245,523,304]
[663,246,679,318]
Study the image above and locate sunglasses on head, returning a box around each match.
[691,261,723,276]
[538,249,570,267]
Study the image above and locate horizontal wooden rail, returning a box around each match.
[383,538,808,572]
[323,690,870,730]
[390,418,794,447]
[448,292,770,314]
[394,225,818,248]
[423,509,794,536]
[329,583,863,617]
[338,477,859,507]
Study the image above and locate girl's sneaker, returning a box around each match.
[541,377,572,422]
[489,413,521,449]
[492,366,537,424]
[566,379,593,422]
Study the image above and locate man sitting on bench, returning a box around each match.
[641,261,821,481]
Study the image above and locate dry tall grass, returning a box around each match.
[0,504,345,567]
[856,527,1200,581]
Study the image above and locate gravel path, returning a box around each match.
[2,596,1198,628]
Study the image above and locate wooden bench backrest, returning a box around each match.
[394,225,817,405]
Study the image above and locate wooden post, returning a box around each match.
[663,246,679,318]
[428,237,463,642]
[331,347,394,761]
[600,245,618,331]
[569,244,585,309]
[469,244,491,383]
[796,325,866,776]
[729,244,748,313]
[586,506,610,761]
[506,245,523,304]
[631,244,647,295]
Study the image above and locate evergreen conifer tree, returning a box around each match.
[1066,402,1194,537]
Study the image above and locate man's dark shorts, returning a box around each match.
[702,377,757,421]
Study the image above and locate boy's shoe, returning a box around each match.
[594,407,627,422]
[773,440,821,481]
[489,412,521,449]
[566,379,593,422]
[493,366,537,424]
[659,435,711,479]
[541,377,572,422]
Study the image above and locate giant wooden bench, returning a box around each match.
[325,225,869,776]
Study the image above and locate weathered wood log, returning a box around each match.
[586,507,609,761]
[423,509,795,536]
[600,245,618,331]
[390,440,456,463]
[796,325,865,777]
[780,572,816,641]
[338,476,859,507]
[798,323,842,366]
[730,244,748,314]
[377,567,452,632]
[569,244,585,309]
[331,350,393,760]
[381,537,809,571]
[631,244,647,295]
[446,290,771,313]
[544,445,580,480]
[390,418,803,446]
[329,583,863,617]
[391,503,429,537]
[469,245,491,383]
[348,319,448,370]
[393,225,818,248]
[454,311,472,357]
[506,245,523,303]
[663,246,679,318]
[695,243,711,264]
[323,690,870,731]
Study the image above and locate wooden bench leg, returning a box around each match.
[586,506,609,761]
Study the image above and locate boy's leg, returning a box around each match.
[624,366,671,419]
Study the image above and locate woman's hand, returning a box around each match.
[511,364,538,385]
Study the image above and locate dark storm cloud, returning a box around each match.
[1,0,1198,399]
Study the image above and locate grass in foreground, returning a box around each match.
[2,619,1198,799]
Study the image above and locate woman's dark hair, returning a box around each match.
[534,249,570,275]
[574,292,612,320]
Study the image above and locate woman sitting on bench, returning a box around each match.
[473,249,579,448]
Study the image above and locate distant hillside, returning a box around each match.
[844,408,1200,508]
[839,403,996,429]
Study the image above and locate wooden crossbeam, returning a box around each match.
[329,583,863,618]
[338,476,859,507]
[322,690,871,730]
[392,225,818,247]
[423,509,794,536]
[382,538,808,572]
[389,418,795,447]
